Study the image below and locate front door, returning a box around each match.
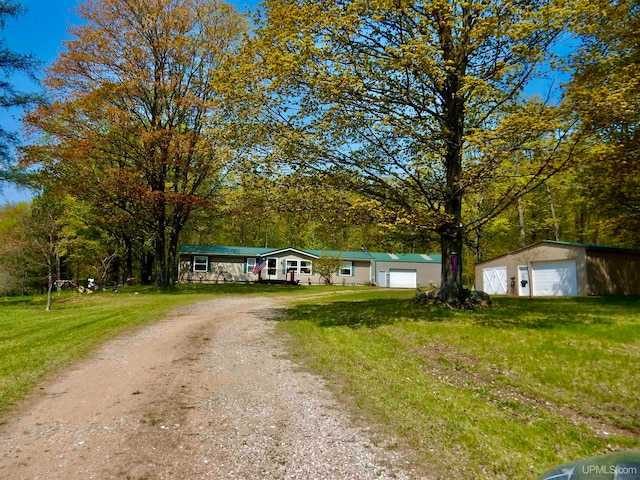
[377,270,387,287]
[518,265,530,297]
[267,258,278,278]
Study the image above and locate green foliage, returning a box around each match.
[23,0,248,287]
[0,201,30,294]
[181,172,439,253]
[278,292,640,478]
[248,0,583,304]
[564,0,640,246]
[311,253,343,284]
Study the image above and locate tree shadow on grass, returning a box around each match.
[275,295,640,330]
[275,298,457,329]
[474,296,640,329]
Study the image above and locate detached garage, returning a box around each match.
[475,240,640,297]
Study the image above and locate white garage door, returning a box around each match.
[389,269,417,288]
[482,266,508,295]
[532,261,578,296]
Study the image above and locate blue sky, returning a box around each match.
[1,1,81,204]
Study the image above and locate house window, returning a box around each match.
[246,257,256,273]
[285,259,312,274]
[338,261,353,276]
[300,260,312,274]
[193,256,208,272]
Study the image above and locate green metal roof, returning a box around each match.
[368,252,442,263]
[306,249,375,260]
[179,244,441,263]
[179,245,273,256]
[542,240,640,253]
[476,239,640,266]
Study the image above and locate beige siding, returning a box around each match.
[586,251,640,295]
[375,261,440,288]
[333,260,371,285]
[475,243,587,296]
[179,254,374,285]
[178,255,252,283]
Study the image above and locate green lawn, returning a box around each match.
[3,285,639,478]
[276,291,640,479]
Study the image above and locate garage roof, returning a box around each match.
[477,240,640,266]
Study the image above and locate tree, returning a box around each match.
[564,0,640,246]
[248,0,582,305]
[21,194,70,310]
[23,0,247,287]
[0,201,31,294]
[0,0,41,183]
[312,253,343,285]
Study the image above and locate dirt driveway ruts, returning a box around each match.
[0,296,420,480]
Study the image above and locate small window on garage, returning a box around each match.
[193,256,208,272]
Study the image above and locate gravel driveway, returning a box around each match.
[0,296,421,479]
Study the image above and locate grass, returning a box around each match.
[3,284,640,478]
[0,282,319,421]
[275,291,640,479]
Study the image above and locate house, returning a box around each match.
[475,240,640,297]
[178,245,442,288]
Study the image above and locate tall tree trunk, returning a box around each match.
[152,178,168,288]
[471,226,484,263]
[154,216,167,288]
[440,225,464,304]
[46,266,53,311]
[438,44,466,306]
[439,132,465,305]
[517,197,526,247]
[141,251,154,285]
[546,182,560,241]
[167,226,182,287]
[576,211,587,243]
[123,235,133,284]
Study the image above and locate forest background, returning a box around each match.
[0,0,638,298]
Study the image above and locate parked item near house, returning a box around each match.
[178,245,442,288]
[475,240,640,297]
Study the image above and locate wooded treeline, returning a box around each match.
[0,0,638,301]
